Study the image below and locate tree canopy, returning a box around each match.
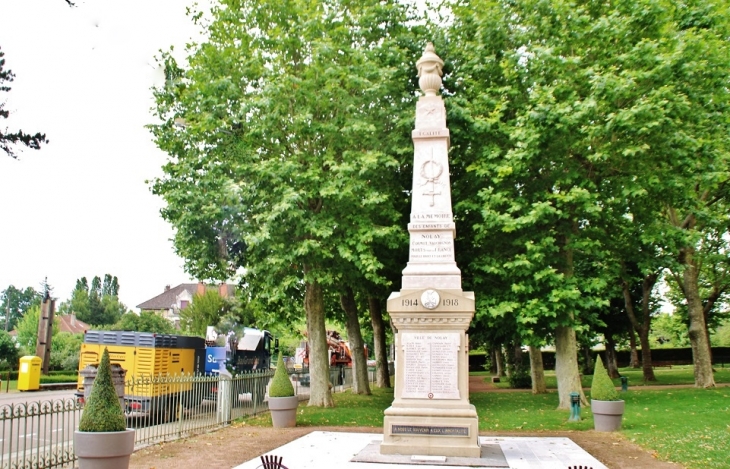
[151,0,422,406]
[148,0,730,400]
[444,0,730,392]
[112,311,176,334]
[59,275,128,326]
[0,46,48,159]
[1,285,42,331]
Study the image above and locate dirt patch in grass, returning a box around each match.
[129,423,682,469]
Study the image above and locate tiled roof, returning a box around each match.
[57,314,90,334]
[136,283,236,310]
[136,283,198,310]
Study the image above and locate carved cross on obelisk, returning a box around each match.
[420,149,443,207]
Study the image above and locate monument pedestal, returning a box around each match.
[381,289,480,457]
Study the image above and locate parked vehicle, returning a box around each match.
[204,326,275,373]
[76,331,206,422]
[294,330,367,386]
[76,327,276,422]
[296,330,356,367]
[202,326,276,407]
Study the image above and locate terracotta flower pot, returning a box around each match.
[74,428,135,469]
[268,396,298,428]
[591,399,625,432]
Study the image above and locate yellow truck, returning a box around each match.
[76,331,206,422]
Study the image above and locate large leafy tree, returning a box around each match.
[60,275,127,325]
[1,285,42,331]
[588,0,730,387]
[0,330,19,369]
[150,0,420,406]
[446,0,612,408]
[0,47,48,159]
[113,311,176,334]
[49,332,83,371]
[179,290,232,336]
[445,0,730,400]
[15,304,60,354]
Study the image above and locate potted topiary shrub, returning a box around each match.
[268,353,298,428]
[74,348,135,469]
[590,355,625,432]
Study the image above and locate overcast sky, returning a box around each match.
[0,0,207,309]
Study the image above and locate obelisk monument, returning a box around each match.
[380,43,480,458]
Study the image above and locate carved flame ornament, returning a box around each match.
[416,43,444,96]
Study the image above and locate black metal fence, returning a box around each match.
[0,365,378,469]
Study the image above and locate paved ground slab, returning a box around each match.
[233,431,608,469]
[351,440,508,467]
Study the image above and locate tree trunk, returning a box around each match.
[494,345,505,377]
[340,287,370,395]
[554,230,586,408]
[528,345,547,394]
[368,297,391,388]
[622,274,657,381]
[628,328,640,368]
[304,273,334,407]
[582,344,594,376]
[489,346,498,374]
[555,325,587,408]
[638,327,656,381]
[512,343,523,368]
[605,335,620,379]
[504,343,512,378]
[683,248,716,388]
[703,307,715,367]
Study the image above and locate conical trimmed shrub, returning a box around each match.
[590,355,620,401]
[268,353,295,398]
[78,348,127,432]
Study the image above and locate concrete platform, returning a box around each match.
[233,431,607,469]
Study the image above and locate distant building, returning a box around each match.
[8,313,90,337]
[57,313,90,334]
[136,282,236,328]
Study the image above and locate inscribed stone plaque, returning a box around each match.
[409,231,455,263]
[402,332,459,399]
[391,425,469,436]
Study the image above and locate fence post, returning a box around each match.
[217,369,232,424]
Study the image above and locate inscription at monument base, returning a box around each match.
[392,425,469,436]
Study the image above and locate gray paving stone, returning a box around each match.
[233,431,608,469]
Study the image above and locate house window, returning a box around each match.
[180,300,189,309]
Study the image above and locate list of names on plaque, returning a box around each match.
[402,332,459,399]
[409,232,454,263]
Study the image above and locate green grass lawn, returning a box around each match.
[0,374,78,392]
[245,387,395,428]
[242,376,730,469]
[621,388,730,468]
[478,364,730,390]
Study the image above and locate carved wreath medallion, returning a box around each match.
[421,289,440,309]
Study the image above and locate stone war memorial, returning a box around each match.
[236,43,608,469]
[380,43,481,458]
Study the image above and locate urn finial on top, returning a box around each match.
[416,43,444,96]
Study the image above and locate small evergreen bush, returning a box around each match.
[268,353,294,398]
[590,355,620,401]
[507,363,532,389]
[78,348,126,432]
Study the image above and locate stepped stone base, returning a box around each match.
[381,406,480,458]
